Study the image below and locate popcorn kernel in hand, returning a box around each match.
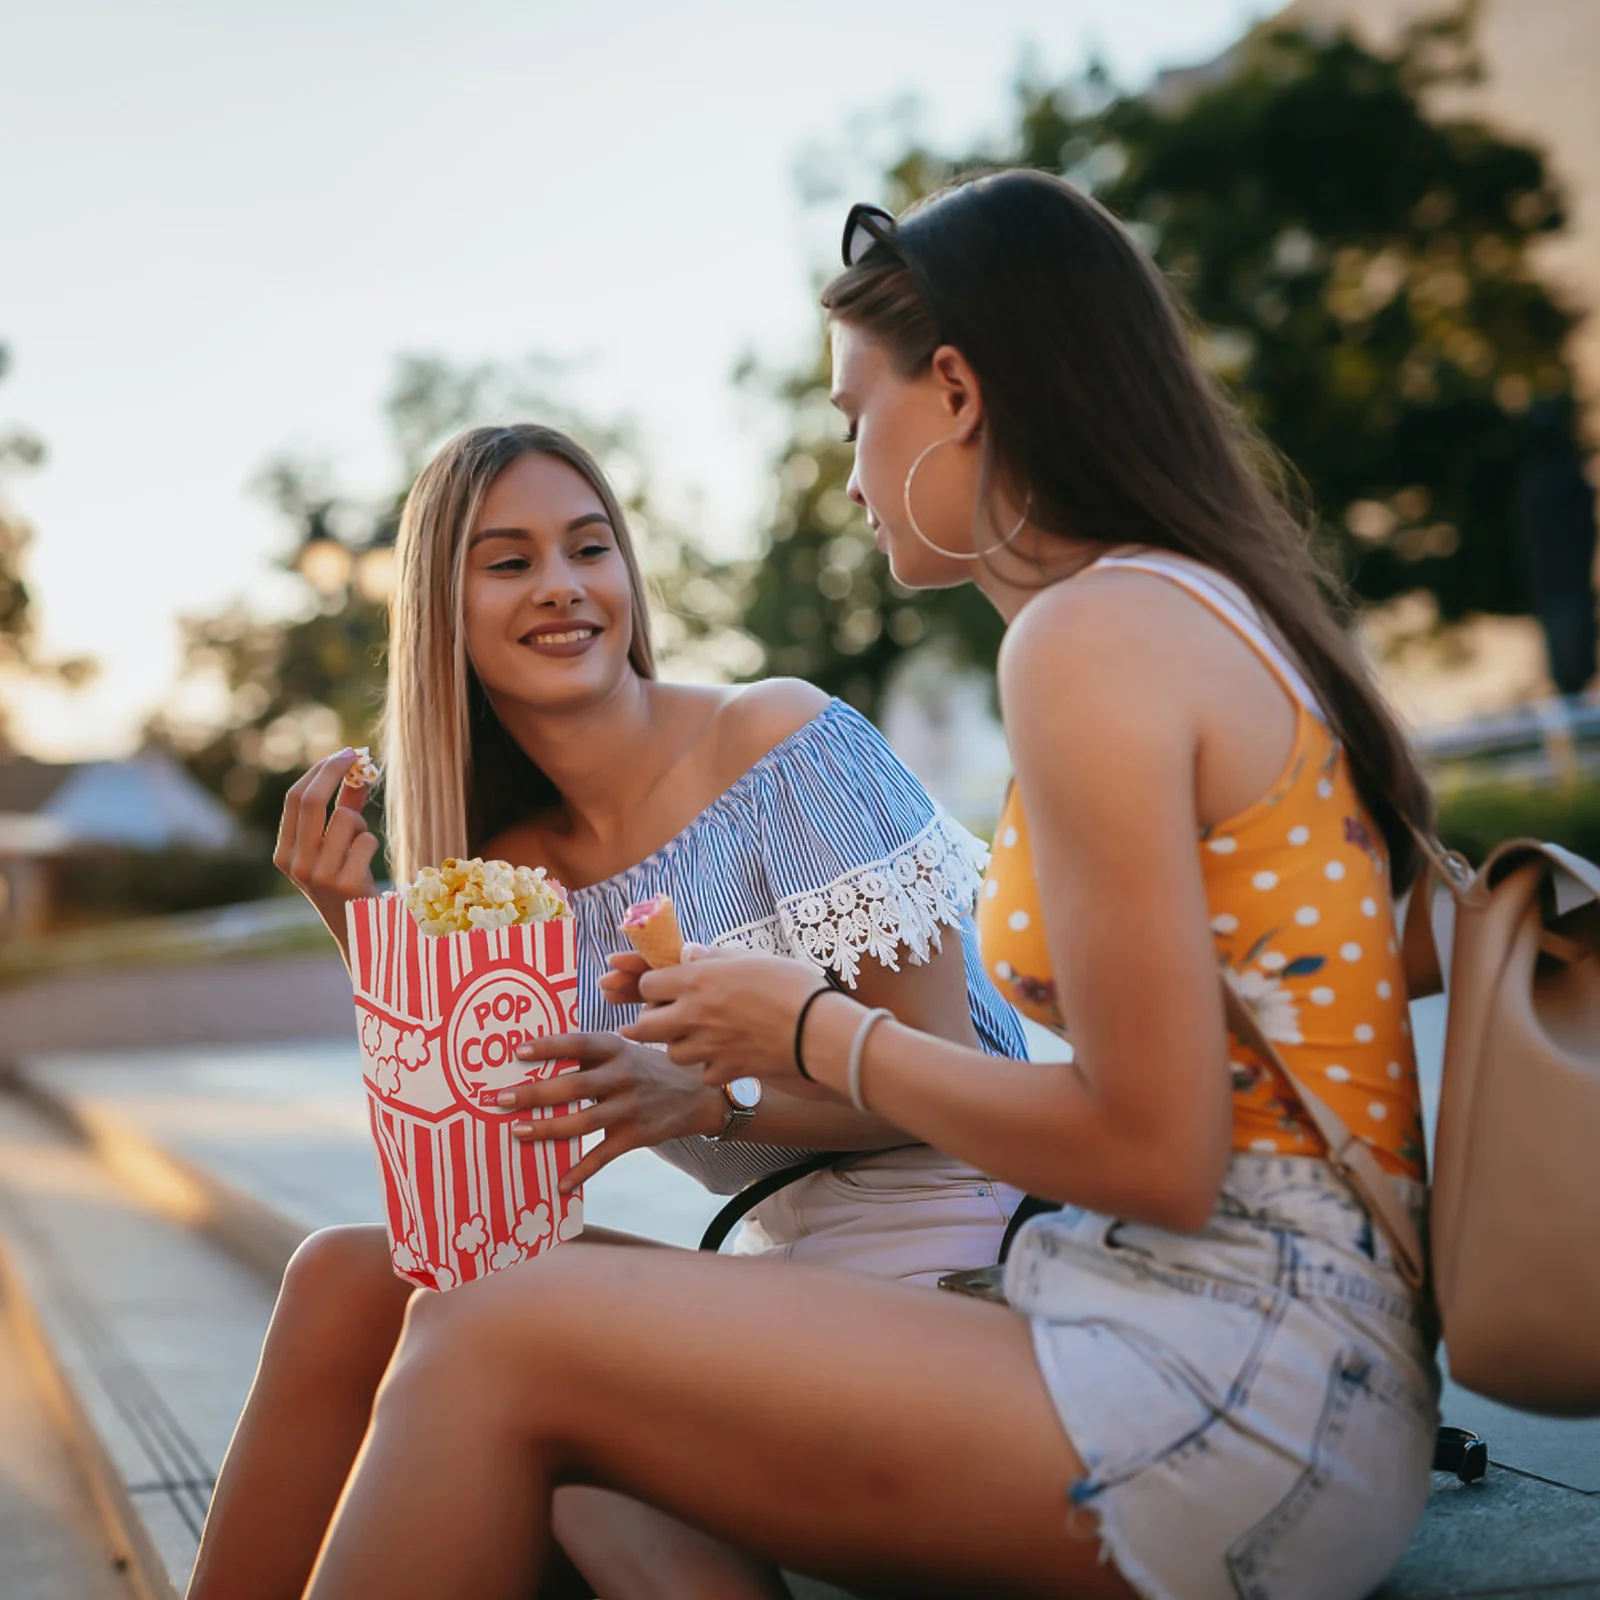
[344,747,382,790]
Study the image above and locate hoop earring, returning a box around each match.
[902,437,1030,562]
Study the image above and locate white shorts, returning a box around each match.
[1004,1153,1439,1600]
[733,1145,1022,1289]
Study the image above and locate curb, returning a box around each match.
[0,1208,178,1600]
[12,1072,305,1288]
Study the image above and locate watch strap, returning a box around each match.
[708,1083,758,1143]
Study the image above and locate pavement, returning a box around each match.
[0,952,354,1055]
[0,1270,137,1600]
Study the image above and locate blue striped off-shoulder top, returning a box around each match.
[570,698,1025,1192]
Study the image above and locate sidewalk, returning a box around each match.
[16,1041,726,1249]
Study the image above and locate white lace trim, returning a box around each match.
[712,812,989,987]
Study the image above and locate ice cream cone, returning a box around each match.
[621,894,685,968]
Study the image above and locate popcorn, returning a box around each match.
[401,857,571,937]
[343,747,382,790]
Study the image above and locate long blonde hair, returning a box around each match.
[381,424,656,884]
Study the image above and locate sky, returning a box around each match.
[0,0,1261,759]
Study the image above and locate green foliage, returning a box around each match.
[732,9,1576,715]
[0,346,43,682]
[1086,17,1572,616]
[0,344,95,750]
[0,495,33,678]
[151,598,392,842]
[1435,775,1600,867]
[52,846,284,923]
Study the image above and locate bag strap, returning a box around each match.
[999,1192,1063,1263]
[1396,825,1478,999]
[696,1152,842,1253]
[1399,825,1600,997]
[1219,972,1429,1289]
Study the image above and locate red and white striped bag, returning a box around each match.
[345,891,583,1291]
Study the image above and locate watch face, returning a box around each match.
[726,1075,763,1111]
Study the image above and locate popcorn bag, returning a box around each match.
[346,879,582,1292]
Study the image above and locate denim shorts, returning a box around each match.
[1003,1154,1439,1600]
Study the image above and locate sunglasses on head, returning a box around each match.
[840,202,904,269]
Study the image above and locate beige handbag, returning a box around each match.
[1226,830,1600,1417]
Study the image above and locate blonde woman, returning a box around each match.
[185,424,1025,1600]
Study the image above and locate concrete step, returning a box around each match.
[0,1267,141,1600]
[0,1086,279,1600]
[0,955,356,1056]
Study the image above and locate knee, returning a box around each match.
[265,1226,410,1371]
[372,1277,488,1421]
[281,1224,402,1306]
[381,1248,600,1406]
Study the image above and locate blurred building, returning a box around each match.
[0,751,241,939]
[1271,0,1598,424]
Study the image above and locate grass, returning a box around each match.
[1434,773,1600,868]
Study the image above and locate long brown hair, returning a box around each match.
[823,169,1432,887]
[381,424,656,883]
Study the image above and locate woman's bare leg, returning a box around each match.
[187,1225,789,1600]
[187,1227,410,1600]
[305,1246,1132,1600]
[558,1489,792,1600]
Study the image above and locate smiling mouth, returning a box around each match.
[522,626,600,648]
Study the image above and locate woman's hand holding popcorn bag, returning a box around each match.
[497,1030,728,1191]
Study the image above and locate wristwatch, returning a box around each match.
[708,1076,762,1141]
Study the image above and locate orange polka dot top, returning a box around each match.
[977,554,1426,1180]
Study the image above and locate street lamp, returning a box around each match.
[353,546,394,602]
[295,506,397,605]
[295,515,354,598]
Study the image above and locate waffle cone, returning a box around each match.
[623,902,685,968]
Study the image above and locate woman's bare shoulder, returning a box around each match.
[712,678,831,772]
[1001,572,1206,709]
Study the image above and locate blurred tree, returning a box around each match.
[0,353,44,684]
[0,343,95,751]
[147,355,747,844]
[1515,394,1597,693]
[1085,10,1574,615]
[740,7,1578,715]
